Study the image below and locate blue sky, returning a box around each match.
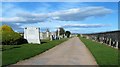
[1,2,118,33]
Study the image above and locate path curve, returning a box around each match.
[14,37,98,65]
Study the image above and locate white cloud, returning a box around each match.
[62,24,110,28]
[0,17,26,22]
[15,23,21,25]
[50,7,112,21]
[1,6,112,23]
[26,6,112,21]
[23,6,112,21]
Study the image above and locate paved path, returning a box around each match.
[15,37,98,65]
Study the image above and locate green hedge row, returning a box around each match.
[0,25,27,45]
[2,31,27,45]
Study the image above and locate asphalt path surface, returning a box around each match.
[15,37,98,65]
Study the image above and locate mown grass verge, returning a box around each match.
[2,38,67,66]
[79,37,118,67]
[2,39,50,51]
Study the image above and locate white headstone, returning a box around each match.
[46,29,50,38]
[46,32,49,38]
[50,35,53,41]
[24,27,41,44]
[54,32,57,39]
[109,38,112,46]
[116,41,118,49]
[57,28,60,39]
[50,32,55,40]
[80,34,83,37]
[58,28,60,37]
[40,32,44,39]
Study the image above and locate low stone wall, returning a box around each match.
[81,30,120,49]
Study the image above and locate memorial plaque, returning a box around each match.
[24,27,41,44]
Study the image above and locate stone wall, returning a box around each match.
[82,30,120,49]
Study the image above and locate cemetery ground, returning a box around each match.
[2,37,119,67]
[79,37,118,67]
[14,37,97,65]
[2,38,67,66]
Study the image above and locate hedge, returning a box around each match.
[1,25,27,45]
[2,31,27,45]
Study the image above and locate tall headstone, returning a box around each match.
[54,32,57,39]
[57,28,60,39]
[40,32,44,39]
[50,35,53,41]
[58,28,60,37]
[109,38,112,46]
[116,41,118,49]
[80,34,83,37]
[46,28,50,38]
[24,27,41,44]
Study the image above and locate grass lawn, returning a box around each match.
[2,39,50,51]
[79,37,118,67]
[2,38,67,66]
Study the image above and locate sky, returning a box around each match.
[1,0,119,2]
[0,2,118,34]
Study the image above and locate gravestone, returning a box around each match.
[46,29,50,38]
[57,28,60,40]
[52,32,57,40]
[109,38,112,46]
[50,35,54,41]
[54,32,57,39]
[86,36,89,39]
[24,27,41,44]
[80,34,83,37]
[40,32,44,39]
[116,41,118,48]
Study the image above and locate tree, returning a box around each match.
[65,31,71,38]
[0,24,14,32]
[1,25,27,45]
[56,27,65,36]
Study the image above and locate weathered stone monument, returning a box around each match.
[50,32,57,41]
[40,32,44,39]
[24,27,41,44]
[57,28,60,39]
[39,29,51,40]
[46,28,50,38]
[50,35,54,41]
[53,32,57,39]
